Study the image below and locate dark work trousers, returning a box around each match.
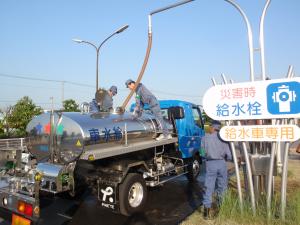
[203,159,228,208]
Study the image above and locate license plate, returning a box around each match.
[12,214,31,225]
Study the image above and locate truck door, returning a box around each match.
[177,105,205,158]
[191,106,205,148]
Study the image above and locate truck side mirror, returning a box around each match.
[202,115,206,125]
[168,106,185,120]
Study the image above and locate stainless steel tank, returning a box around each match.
[26,111,172,164]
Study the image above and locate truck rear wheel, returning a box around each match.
[186,155,201,182]
[119,173,147,216]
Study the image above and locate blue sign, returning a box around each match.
[267,81,300,115]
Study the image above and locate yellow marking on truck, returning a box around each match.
[76,140,82,147]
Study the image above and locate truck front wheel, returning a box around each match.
[186,155,201,182]
[119,173,148,216]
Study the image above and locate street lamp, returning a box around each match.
[73,24,129,92]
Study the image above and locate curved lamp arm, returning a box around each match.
[73,24,129,91]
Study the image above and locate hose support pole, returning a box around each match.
[121,0,194,110]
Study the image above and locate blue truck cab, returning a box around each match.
[130,99,205,159]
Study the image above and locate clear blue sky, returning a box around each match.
[0,0,299,110]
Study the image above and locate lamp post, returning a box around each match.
[73,24,129,92]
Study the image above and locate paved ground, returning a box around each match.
[1,143,298,225]
[0,171,206,225]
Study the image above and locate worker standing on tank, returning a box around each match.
[201,120,232,219]
[90,85,117,112]
[125,79,171,141]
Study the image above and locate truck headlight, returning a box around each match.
[2,197,8,206]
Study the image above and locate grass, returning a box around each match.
[181,155,300,225]
[181,188,300,225]
[216,189,300,225]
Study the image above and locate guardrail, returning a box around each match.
[0,138,27,151]
[0,138,28,169]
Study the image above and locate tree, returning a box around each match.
[62,99,80,112]
[0,110,4,136]
[6,96,42,137]
[0,106,14,138]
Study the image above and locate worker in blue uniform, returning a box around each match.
[201,120,232,219]
[90,85,117,112]
[125,79,172,141]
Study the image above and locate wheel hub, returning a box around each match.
[193,159,200,175]
[128,182,144,208]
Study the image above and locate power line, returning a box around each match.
[0,82,95,94]
[0,82,62,90]
[0,73,94,88]
[151,89,202,98]
[0,73,203,98]
[0,100,60,104]
[0,73,62,83]
[118,88,202,98]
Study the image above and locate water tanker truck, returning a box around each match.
[0,100,204,224]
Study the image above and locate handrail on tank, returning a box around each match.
[49,97,63,163]
[121,0,194,111]
[50,97,55,163]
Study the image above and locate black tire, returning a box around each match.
[119,173,148,216]
[186,155,201,182]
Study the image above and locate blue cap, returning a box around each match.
[109,85,117,95]
[125,79,135,87]
[211,120,221,130]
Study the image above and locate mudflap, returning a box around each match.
[97,180,120,213]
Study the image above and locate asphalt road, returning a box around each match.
[31,146,298,225]
[1,143,298,225]
[0,174,205,225]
